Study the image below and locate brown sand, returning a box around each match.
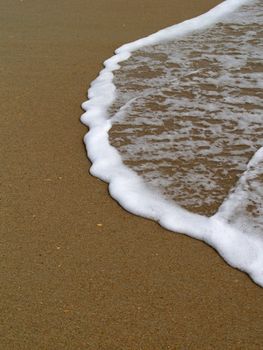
[1,0,263,349]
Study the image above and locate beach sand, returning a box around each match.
[1,0,263,349]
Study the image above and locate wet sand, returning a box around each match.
[1,0,263,349]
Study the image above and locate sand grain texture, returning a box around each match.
[1,0,263,349]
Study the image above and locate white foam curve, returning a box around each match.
[81,0,263,287]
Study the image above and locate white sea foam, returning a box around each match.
[81,0,263,286]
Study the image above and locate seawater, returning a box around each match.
[81,0,263,286]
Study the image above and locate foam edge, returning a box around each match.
[81,0,263,287]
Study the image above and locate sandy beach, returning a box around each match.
[1,0,263,349]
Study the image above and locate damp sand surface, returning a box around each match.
[1,0,263,349]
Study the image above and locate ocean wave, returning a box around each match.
[81,0,263,286]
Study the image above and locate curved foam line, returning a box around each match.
[81,0,263,286]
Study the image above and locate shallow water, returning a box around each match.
[109,0,263,236]
[82,0,263,285]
